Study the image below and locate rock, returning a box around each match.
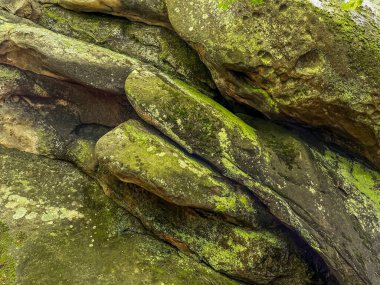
[0,146,239,285]
[0,64,130,156]
[165,0,380,169]
[46,0,170,28]
[0,0,40,19]
[96,119,272,228]
[0,11,140,94]
[125,69,380,285]
[103,180,311,284]
[33,5,214,95]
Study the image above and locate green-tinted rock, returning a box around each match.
[0,146,240,285]
[34,5,214,95]
[51,0,170,28]
[104,181,311,284]
[0,11,141,94]
[96,120,271,228]
[125,69,380,285]
[165,0,380,169]
[0,64,129,156]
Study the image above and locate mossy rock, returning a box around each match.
[125,69,380,285]
[104,181,312,284]
[0,11,140,94]
[34,5,215,95]
[96,119,273,228]
[165,0,380,169]
[0,146,240,284]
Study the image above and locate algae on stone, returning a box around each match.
[0,146,239,285]
[165,0,380,169]
[35,5,215,95]
[125,69,380,285]
[96,119,271,228]
[105,182,311,284]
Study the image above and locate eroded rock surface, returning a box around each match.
[0,1,379,284]
[165,0,380,168]
[124,69,380,285]
[0,146,240,285]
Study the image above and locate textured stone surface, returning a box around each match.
[0,64,129,156]
[0,146,239,285]
[34,5,215,95]
[103,181,311,284]
[125,69,380,285]
[49,0,169,27]
[165,0,380,169]
[0,11,140,94]
[96,119,273,228]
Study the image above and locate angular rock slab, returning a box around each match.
[0,11,141,93]
[125,70,380,285]
[103,180,311,284]
[96,119,272,228]
[21,4,215,95]
[166,0,380,169]
[0,146,239,285]
[49,0,170,28]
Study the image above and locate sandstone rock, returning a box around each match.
[34,5,214,94]
[165,0,380,169]
[103,181,311,284]
[125,69,380,285]
[96,119,272,228]
[45,0,170,28]
[0,64,130,156]
[0,12,140,93]
[0,146,239,285]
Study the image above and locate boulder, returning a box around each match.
[165,0,380,168]
[0,146,239,285]
[96,119,273,228]
[103,180,311,284]
[125,69,380,285]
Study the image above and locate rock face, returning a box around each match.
[0,146,239,284]
[124,70,380,285]
[0,1,379,285]
[165,0,380,169]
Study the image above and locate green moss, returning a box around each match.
[67,139,97,173]
[0,66,20,80]
[218,0,264,10]
[341,0,363,10]
[0,222,16,284]
[324,150,380,220]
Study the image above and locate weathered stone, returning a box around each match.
[0,64,130,156]
[96,119,272,228]
[102,180,312,284]
[165,0,380,169]
[0,0,40,19]
[44,0,170,28]
[0,146,239,285]
[0,12,141,94]
[33,5,215,95]
[125,69,380,285]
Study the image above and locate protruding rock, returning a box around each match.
[0,12,140,93]
[125,69,380,285]
[104,181,311,284]
[34,5,215,95]
[0,146,239,285]
[96,119,272,228]
[165,0,380,169]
